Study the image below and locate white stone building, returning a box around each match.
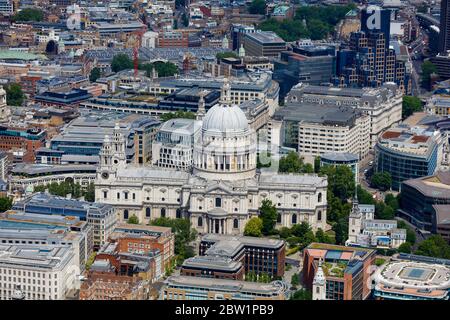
[95,80,328,235]
[0,244,78,300]
[347,200,406,249]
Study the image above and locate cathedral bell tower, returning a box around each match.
[312,258,326,300]
[98,123,126,181]
[347,192,362,244]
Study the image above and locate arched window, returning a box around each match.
[292,214,297,224]
[277,213,282,223]
[145,207,151,218]
[176,208,182,219]
[161,208,166,218]
[318,193,322,203]
[318,211,322,221]
[124,210,129,220]
[233,219,239,229]
[198,217,203,227]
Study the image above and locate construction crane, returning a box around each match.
[127,29,145,79]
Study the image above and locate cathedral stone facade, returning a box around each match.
[95,80,328,235]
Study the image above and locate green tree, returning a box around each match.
[279,151,313,174]
[0,197,13,213]
[398,242,412,254]
[402,96,423,119]
[320,165,355,202]
[357,185,375,205]
[181,13,189,27]
[152,61,178,77]
[12,8,44,22]
[314,156,321,173]
[128,215,139,224]
[248,0,266,14]
[415,235,450,259]
[89,67,101,82]
[371,172,392,191]
[307,19,331,40]
[84,183,95,202]
[384,193,399,212]
[279,226,292,239]
[151,217,197,257]
[244,217,263,237]
[333,217,348,245]
[315,228,334,244]
[421,61,438,89]
[5,83,24,106]
[111,53,134,73]
[160,111,196,122]
[259,199,278,235]
[291,273,300,287]
[290,288,312,300]
[216,51,238,61]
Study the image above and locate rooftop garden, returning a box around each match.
[321,260,347,278]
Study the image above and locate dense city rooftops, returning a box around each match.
[182,255,243,272]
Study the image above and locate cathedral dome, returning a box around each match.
[202,103,249,133]
[201,78,249,133]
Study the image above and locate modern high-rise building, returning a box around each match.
[439,0,450,54]
[360,6,391,49]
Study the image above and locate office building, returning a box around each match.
[181,255,244,280]
[33,89,93,108]
[243,31,286,58]
[152,118,202,171]
[273,45,336,99]
[162,275,287,300]
[37,114,160,165]
[0,86,10,123]
[281,83,402,147]
[374,124,441,191]
[0,244,78,300]
[199,234,286,278]
[272,94,371,164]
[303,243,376,300]
[79,259,152,300]
[13,192,116,248]
[399,171,450,232]
[0,126,46,163]
[95,241,163,283]
[373,253,450,300]
[360,6,391,49]
[439,0,450,55]
[9,163,97,194]
[0,211,93,270]
[109,223,175,268]
[0,151,8,182]
[347,200,406,249]
[0,0,13,15]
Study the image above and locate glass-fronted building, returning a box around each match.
[374,127,440,191]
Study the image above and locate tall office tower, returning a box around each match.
[360,6,391,49]
[439,0,450,54]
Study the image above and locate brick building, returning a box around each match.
[0,126,46,163]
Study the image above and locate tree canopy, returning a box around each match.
[415,235,450,259]
[320,165,355,202]
[421,61,437,90]
[89,67,101,82]
[127,215,139,224]
[11,8,44,22]
[160,111,196,122]
[259,199,278,235]
[290,288,312,300]
[371,172,392,191]
[151,217,197,258]
[216,51,239,61]
[259,4,356,42]
[111,54,134,73]
[33,182,95,202]
[279,151,314,174]
[5,83,24,106]
[248,0,266,15]
[244,217,263,237]
[0,197,13,213]
[402,96,422,119]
